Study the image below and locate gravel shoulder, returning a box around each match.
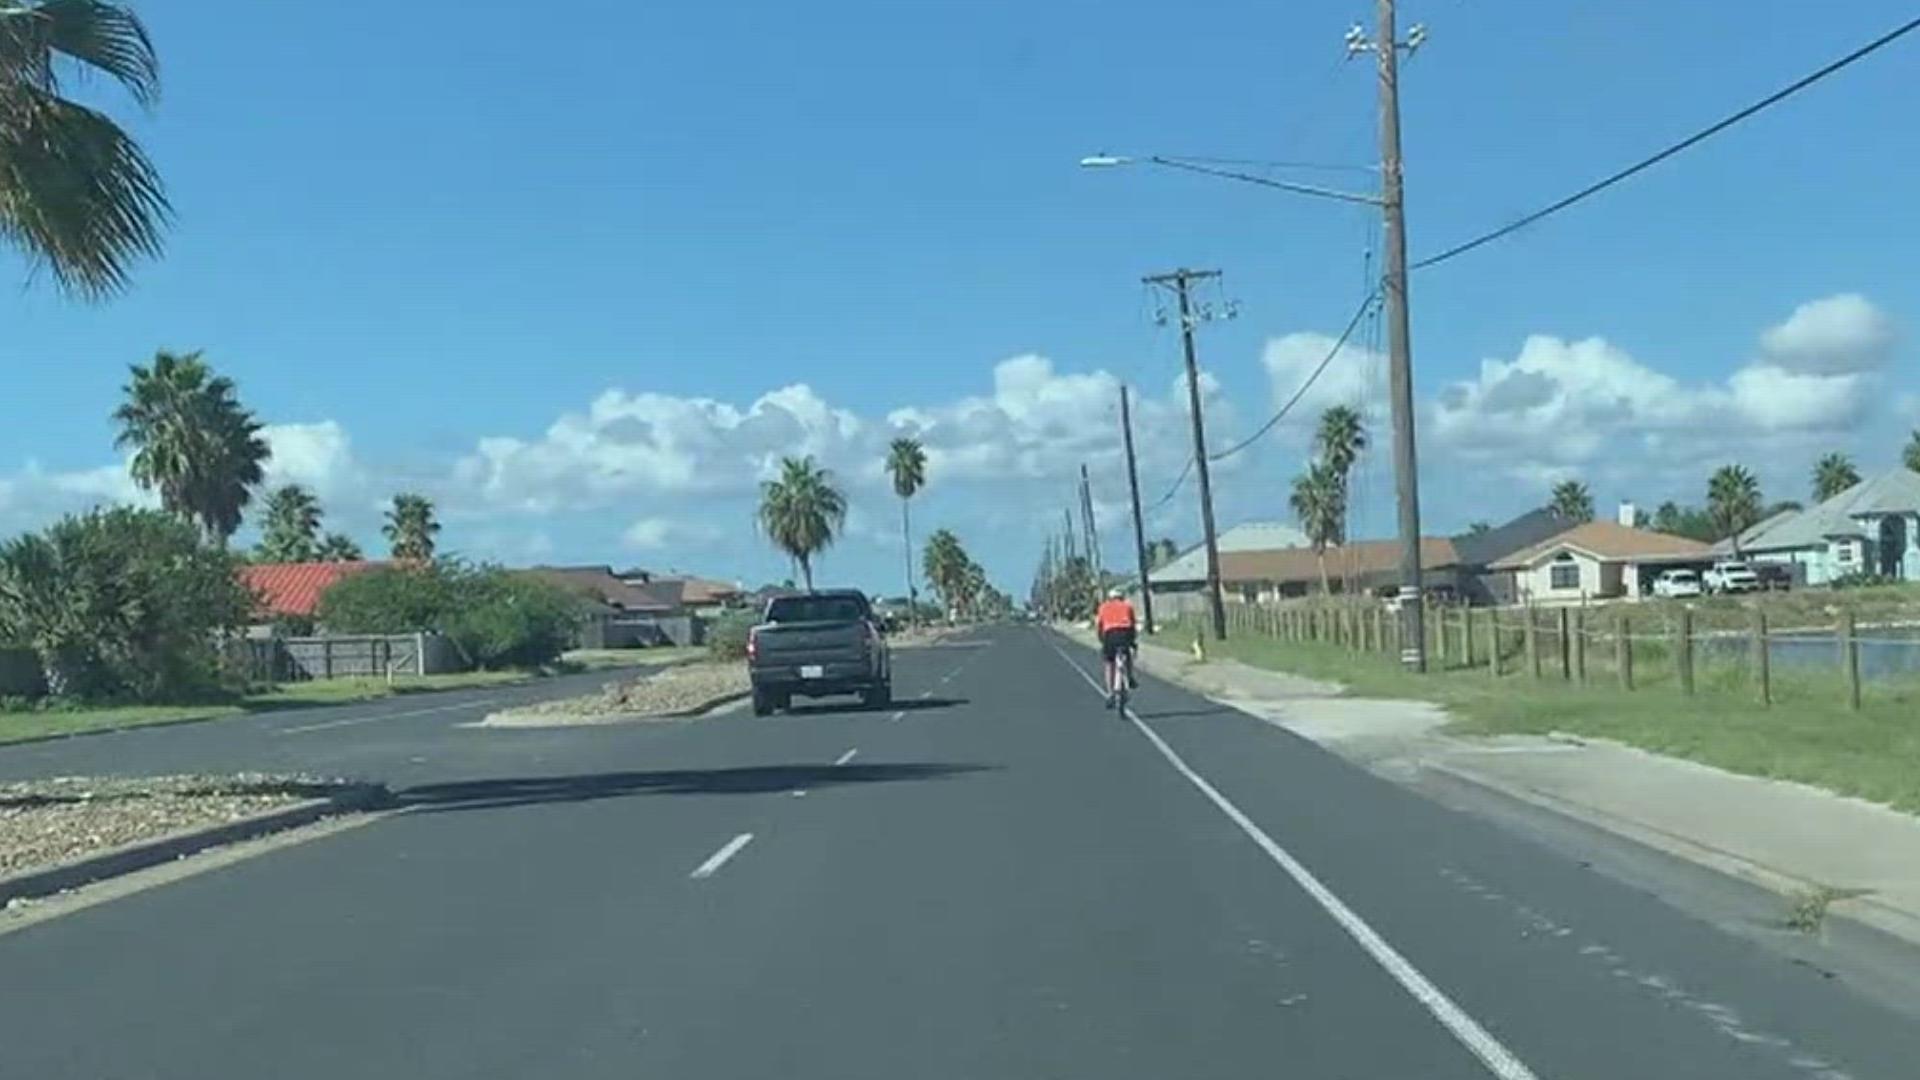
[1,775,353,881]
[477,661,750,728]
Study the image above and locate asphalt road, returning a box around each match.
[3,627,1918,1079]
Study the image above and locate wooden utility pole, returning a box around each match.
[1352,0,1429,670]
[1144,267,1227,641]
[1079,464,1102,576]
[1119,385,1156,634]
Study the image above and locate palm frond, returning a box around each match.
[19,1,160,104]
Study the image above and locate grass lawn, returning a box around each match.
[1163,616,1920,813]
[561,646,705,671]
[0,669,539,746]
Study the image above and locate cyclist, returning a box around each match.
[1094,587,1139,708]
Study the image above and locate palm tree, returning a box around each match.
[256,484,322,563]
[112,351,270,544]
[885,437,928,619]
[756,456,846,591]
[1904,430,1920,474]
[1548,479,1595,523]
[1314,406,1369,480]
[1289,462,1345,594]
[1,1,168,297]
[1146,537,1180,569]
[316,532,363,562]
[1706,465,1763,554]
[1812,452,1860,502]
[1466,521,1492,535]
[383,493,440,561]
[922,529,966,614]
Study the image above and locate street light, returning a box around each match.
[1079,153,1383,206]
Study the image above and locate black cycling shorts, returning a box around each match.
[1100,626,1137,661]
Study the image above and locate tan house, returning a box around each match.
[1491,521,1712,604]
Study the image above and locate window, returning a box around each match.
[1549,554,1581,591]
[765,595,869,623]
[1836,541,1854,564]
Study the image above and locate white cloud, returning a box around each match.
[262,421,361,501]
[621,515,723,552]
[1258,332,1389,443]
[1758,293,1895,375]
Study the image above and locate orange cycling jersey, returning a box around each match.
[1095,598,1137,633]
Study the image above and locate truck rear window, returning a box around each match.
[766,596,867,623]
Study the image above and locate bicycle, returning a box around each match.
[1106,645,1135,711]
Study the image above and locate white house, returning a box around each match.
[1723,469,1920,585]
[1491,521,1713,604]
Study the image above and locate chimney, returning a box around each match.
[1618,502,1638,528]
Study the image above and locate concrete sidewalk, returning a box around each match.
[1093,625,1920,947]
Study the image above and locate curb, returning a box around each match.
[0,783,391,907]
[1418,758,1920,947]
[472,688,752,728]
[670,689,753,718]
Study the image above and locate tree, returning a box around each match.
[1289,462,1345,594]
[383,493,440,561]
[256,484,322,563]
[1904,430,1920,474]
[1145,537,1181,569]
[1548,479,1595,523]
[1706,465,1763,554]
[1314,405,1368,481]
[113,351,271,543]
[0,508,252,700]
[1651,500,1718,543]
[317,560,583,670]
[885,437,928,618]
[0,1,169,297]
[316,532,363,561]
[1466,521,1492,536]
[755,456,846,591]
[1812,452,1860,502]
[922,528,967,615]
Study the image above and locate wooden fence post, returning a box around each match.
[1753,608,1770,706]
[1573,608,1587,685]
[1617,613,1633,691]
[1557,607,1572,681]
[1487,608,1501,677]
[1526,606,1542,679]
[1842,611,1861,711]
[1676,608,1695,696]
[1461,607,1475,670]
[1434,604,1449,668]
[322,637,334,680]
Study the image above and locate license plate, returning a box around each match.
[800,665,825,679]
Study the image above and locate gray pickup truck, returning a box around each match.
[746,589,891,715]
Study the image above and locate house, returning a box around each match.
[238,561,383,626]
[1218,537,1463,601]
[639,574,746,614]
[521,565,696,647]
[1491,521,1713,604]
[1146,522,1310,594]
[1451,508,1584,605]
[1721,469,1920,585]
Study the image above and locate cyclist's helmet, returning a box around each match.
[1108,587,1125,599]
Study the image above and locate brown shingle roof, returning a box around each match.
[522,566,677,612]
[1490,521,1711,569]
[1218,537,1459,584]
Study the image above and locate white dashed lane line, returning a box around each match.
[689,833,755,880]
[834,748,859,766]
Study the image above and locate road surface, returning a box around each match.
[3,627,1917,1078]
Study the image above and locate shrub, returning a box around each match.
[316,559,586,670]
[0,509,253,702]
[708,611,758,660]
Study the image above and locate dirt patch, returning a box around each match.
[480,662,750,727]
[1,774,348,880]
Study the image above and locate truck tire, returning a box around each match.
[862,682,892,708]
[751,688,775,717]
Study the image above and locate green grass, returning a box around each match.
[1166,615,1920,813]
[561,646,705,671]
[0,669,540,745]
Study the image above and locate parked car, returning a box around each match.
[1703,560,1761,595]
[1753,562,1793,591]
[1651,569,1703,599]
[746,589,891,715]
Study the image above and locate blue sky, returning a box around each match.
[3,0,1916,595]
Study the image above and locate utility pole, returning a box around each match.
[1349,2,1429,671]
[1144,267,1228,641]
[1079,464,1102,577]
[1119,384,1156,635]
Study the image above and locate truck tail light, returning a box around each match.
[746,627,759,661]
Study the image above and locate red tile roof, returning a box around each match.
[239,561,383,618]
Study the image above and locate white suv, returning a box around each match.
[1703,561,1761,595]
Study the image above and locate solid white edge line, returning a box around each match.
[834,748,859,766]
[689,833,755,879]
[277,698,502,735]
[1039,631,1540,1080]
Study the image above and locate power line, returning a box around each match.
[1413,13,1920,270]
[1147,456,1194,513]
[1207,288,1382,462]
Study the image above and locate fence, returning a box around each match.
[1202,596,1920,711]
[243,633,463,683]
